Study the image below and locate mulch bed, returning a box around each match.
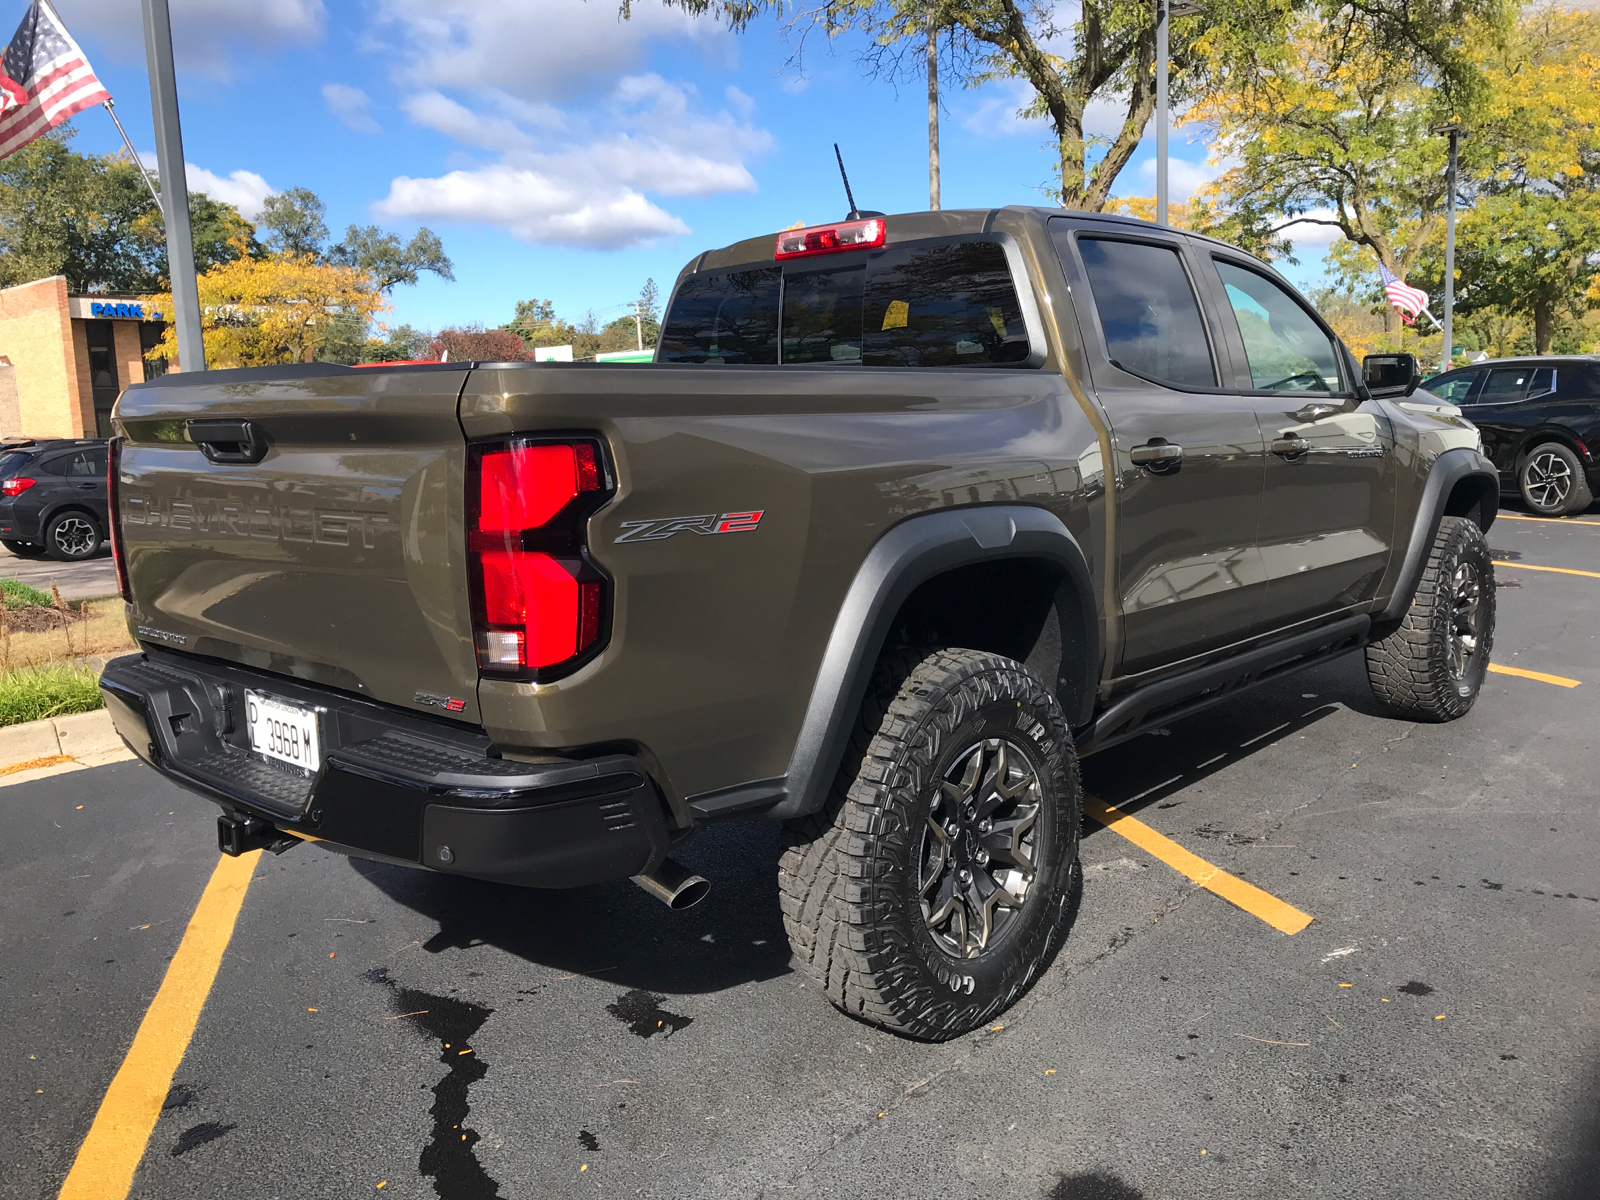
[2,604,90,633]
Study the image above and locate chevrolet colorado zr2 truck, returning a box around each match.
[100,207,1498,1041]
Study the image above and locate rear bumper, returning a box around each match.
[99,649,671,889]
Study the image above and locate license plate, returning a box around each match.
[244,691,321,773]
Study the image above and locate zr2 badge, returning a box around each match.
[615,511,764,543]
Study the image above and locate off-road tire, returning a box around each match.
[0,539,46,557]
[1365,516,1495,721]
[1517,442,1593,517]
[778,647,1081,1041]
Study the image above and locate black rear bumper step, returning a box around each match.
[99,649,671,889]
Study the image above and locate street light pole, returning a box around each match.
[1156,0,1168,225]
[141,0,205,372]
[927,7,940,211]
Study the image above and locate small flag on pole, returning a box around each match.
[1378,263,1430,327]
[0,1,109,161]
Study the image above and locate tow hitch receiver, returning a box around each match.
[217,813,299,857]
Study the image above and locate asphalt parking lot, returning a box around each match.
[0,542,119,602]
[5,503,1597,1200]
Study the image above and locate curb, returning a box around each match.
[0,708,132,782]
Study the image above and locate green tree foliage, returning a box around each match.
[359,324,433,363]
[0,130,255,291]
[258,186,329,258]
[328,224,454,289]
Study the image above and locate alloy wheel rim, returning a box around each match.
[53,517,95,557]
[918,737,1042,959]
[1524,452,1572,510]
[1447,559,1483,679]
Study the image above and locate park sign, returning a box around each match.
[67,298,164,321]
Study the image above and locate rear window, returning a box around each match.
[658,238,1031,367]
[0,451,33,478]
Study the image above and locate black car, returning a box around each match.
[1423,356,1600,516]
[0,439,110,561]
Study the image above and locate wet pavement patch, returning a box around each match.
[578,1129,600,1151]
[171,1121,236,1156]
[1397,981,1435,996]
[369,966,502,1199]
[606,989,693,1038]
[162,1083,196,1111]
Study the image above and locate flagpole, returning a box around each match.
[140,0,205,372]
[100,100,162,215]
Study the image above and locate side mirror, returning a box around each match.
[1363,353,1423,398]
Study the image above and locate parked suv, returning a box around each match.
[1423,356,1600,515]
[0,439,109,561]
[100,208,1498,1040]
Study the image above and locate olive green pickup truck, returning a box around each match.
[101,207,1498,1040]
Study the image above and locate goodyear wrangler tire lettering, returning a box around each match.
[777,647,1081,1041]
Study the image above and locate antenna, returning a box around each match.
[834,143,860,220]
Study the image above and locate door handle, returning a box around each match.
[186,419,270,465]
[76,483,96,489]
[1294,403,1338,423]
[1130,441,1184,473]
[1271,436,1310,458]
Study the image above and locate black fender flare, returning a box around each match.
[687,506,1099,822]
[1378,446,1499,625]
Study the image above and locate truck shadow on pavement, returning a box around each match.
[348,817,796,995]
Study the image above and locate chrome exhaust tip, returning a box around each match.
[632,857,711,910]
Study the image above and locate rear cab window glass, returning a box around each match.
[1072,236,1217,388]
[1214,260,1343,393]
[656,267,782,364]
[658,237,1032,367]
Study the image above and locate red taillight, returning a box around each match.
[468,439,610,677]
[108,440,130,602]
[775,217,886,260]
[1,477,35,496]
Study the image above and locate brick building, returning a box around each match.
[0,276,171,440]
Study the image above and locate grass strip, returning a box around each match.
[1,578,53,608]
[0,663,104,726]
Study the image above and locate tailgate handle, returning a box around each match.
[187,419,270,464]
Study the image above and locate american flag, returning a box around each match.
[0,1,109,161]
[1379,263,1430,326]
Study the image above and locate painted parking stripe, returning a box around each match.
[57,852,260,1200]
[1488,663,1582,688]
[1493,560,1600,580]
[1496,513,1600,527]
[1082,795,1313,935]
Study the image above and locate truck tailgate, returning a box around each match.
[114,366,481,723]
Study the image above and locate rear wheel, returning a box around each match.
[1518,442,1593,516]
[0,539,46,557]
[44,512,102,561]
[1365,515,1495,721]
[778,647,1080,1041]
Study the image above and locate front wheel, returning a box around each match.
[44,512,102,561]
[779,647,1081,1041]
[1518,443,1593,516]
[1365,515,1495,721]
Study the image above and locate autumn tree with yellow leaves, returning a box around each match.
[145,246,388,368]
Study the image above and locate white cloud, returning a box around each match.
[1278,210,1345,250]
[54,0,324,77]
[376,166,689,250]
[370,0,725,101]
[1135,155,1221,201]
[960,80,1128,144]
[383,73,771,250]
[184,165,274,219]
[323,83,380,135]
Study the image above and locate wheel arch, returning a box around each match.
[697,506,1100,823]
[1378,447,1499,625]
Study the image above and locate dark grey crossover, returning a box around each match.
[99,207,1499,1039]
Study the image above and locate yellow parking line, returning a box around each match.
[58,852,259,1200]
[1494,560,1600,580]
[1497,513,1600,527]
[1082,795,1313,935]
[1488,663,1582,688]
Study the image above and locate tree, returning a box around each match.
[360,324,433,363]
[144,249,388,367]
[652,0,1506,211]
[328,224,455,290]
[258,187,329,258]
[428,326,530,362]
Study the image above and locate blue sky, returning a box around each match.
[47,0,1335,334]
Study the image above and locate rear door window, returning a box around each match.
[656,267,782,364]
[1213,260,1344,393]
[1073,236,1217,388]
[71,449,106,477]
[1479,366,1553,404]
